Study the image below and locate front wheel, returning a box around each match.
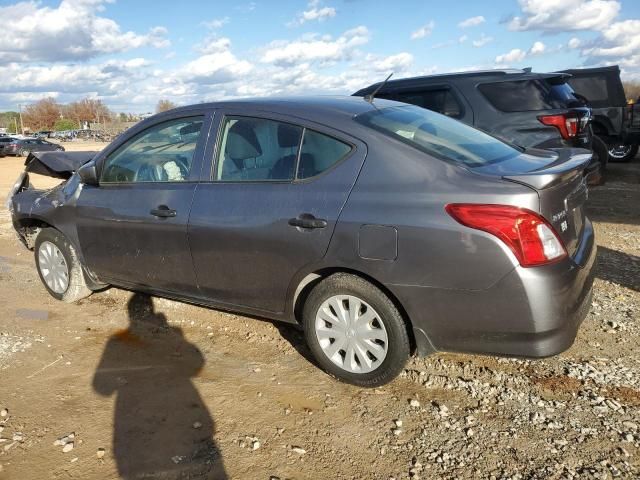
[608,143,639,163]
[302,273,411,387]
[34,228,92,302]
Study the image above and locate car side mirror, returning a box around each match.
[77,161,99,186]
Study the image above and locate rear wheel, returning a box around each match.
[302,273,411,387]
[608,143,638,163]
[19,148,29,157]
[34,228,92,302]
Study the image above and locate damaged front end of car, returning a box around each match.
[8,151,98,250]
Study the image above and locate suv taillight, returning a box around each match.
[538,114,579,140]
[445,204,567,267]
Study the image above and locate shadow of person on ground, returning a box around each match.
[92,293,227,479]
[597,246,640,292]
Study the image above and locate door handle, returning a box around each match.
[288,213,327,229]
[150,205,177,218]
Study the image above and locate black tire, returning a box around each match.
[19,149,29,157]
[34,228,92,303]
[608,142,639,163]
[302,273,411,387]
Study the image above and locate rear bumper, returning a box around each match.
[392,219,596,358]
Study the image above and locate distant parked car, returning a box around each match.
[559,65,640,162]
[354,69,605,184]
[0,136,18,156]
[0,138,64,157]
[8,97,595,386]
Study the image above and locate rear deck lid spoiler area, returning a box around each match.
[501,148,592,190]
[24,151,98,179]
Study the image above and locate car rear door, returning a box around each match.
[188,110,366,314]
[74,109,212,294]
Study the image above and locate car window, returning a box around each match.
[215,117,303,181]
[478,80,585,112]
[101,116,204,183]
[297,130,352,179]
[395,89,462,118]
[355,104,519,168]
[566,76,608,103]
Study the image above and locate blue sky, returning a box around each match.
[0,0,638,112]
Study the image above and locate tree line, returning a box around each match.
[0,98,179,134]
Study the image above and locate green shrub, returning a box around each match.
[54,118,79,131]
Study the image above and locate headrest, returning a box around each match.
[179,122,202,136]
[278,123,302,148]
[226,121,262,160]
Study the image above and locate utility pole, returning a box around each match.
[18,104,24,135]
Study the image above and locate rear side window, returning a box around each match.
[478,80,584,112]
[567,76,608,103]
[395,89,462,118]
[298,130,352,179]
[356,104,519,168]
[216,117,302,181]
[215,116,352,181]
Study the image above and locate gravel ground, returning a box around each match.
[0,149,638,479]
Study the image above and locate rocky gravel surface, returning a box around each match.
[0,155,638,479]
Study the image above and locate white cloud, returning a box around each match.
[289,0,336,26]
[458,16,485,28]
[495,48,527,64]
[372,53,413,72]
[0,0,169,63]
[568,37,581,49]
[508,0,620,32]
[584,19,640,59]
[472,34,493,47]
[261,26,369,66]
[458,35,468,43]
[411,21,435,40]
[202,17,230,29]
[530,41,546,55]
[178,38,252,85]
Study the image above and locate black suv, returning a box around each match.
[560,65,640,162]
[353,69,603,183]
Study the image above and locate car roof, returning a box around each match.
[353,69,571,95]
[167,95,403,123]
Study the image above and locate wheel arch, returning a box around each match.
[291,266,436,356]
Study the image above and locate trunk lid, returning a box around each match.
[473,147,591,256]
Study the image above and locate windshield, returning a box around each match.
[355,105,520,167]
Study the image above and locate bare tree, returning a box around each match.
[65,98,112,128]
[156,99,177,113]
[22,98,61,131]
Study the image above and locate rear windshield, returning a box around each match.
[478,79,585,112]
[355,105,520,167]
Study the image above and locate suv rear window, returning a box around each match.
[355,105,519,167]
[478,80,584,112]
[395,89,462,118]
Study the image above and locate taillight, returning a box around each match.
[538,114,579,140]
[445,204,567,267]
[8,143,18,147]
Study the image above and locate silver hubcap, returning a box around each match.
[315,295,388,374]
[608,144,632,159]
[38,241,69,294]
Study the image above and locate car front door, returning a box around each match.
[188,112,366,314]
[74,110,212,294]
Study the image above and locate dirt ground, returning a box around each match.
[0,141,638,480]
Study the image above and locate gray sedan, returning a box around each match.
[0,137,64,157]
[8,96,595,386]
